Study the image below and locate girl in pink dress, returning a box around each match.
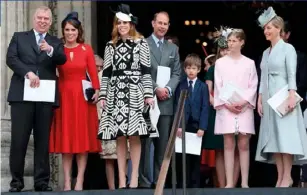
[214,29,258,188]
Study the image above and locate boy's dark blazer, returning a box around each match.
[174,78,209,131]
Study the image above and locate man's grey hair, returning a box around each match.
[33,6,52,23]
[94,54,103,62]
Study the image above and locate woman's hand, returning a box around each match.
[225,104,241,114]
[287,90,296,113]
[257,95,263,117]
[145,97,155,108]
[209,95,214,106]
[91,90,99,104]
[100,99,106,110]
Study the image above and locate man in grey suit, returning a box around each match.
[139,11,181,188]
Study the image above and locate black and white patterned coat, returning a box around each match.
[98,38,158,140]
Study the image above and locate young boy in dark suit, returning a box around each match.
[174,53,210,188]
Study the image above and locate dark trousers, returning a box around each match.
[10,102,53,188]
[176,153,201,188]
[175,117,201,188]
[302,164,307,182]
[139,115,173,187]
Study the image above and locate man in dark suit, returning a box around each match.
[174,53,209,188]
[281,21,307,187]
[6,6,66,192]
[139,11,181,188]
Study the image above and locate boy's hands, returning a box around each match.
[176,128,182,138]
[176,128,204,138]
[197,129,204,137]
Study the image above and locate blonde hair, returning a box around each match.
[111,17,143,46]
[270,16,284,34]
[228,28,246,41]
[184,53,201,70]
[33,6,52,23]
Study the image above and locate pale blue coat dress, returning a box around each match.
[255,39,307,165]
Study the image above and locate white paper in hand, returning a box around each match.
[149,96,160,131]
[82,80,92,101]
[156,66,171,87]
[23,79,55,102]
[219,82,245,104]
[175,132,202,155]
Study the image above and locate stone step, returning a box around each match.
[1,176,34,192]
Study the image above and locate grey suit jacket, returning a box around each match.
[147,35,181,115]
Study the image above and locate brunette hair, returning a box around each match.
[111,17,143,46]
[205,55,216,66]
[61,19,85,43]
[184,53,201,70]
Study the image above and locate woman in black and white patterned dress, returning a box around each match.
[98,4,156,188]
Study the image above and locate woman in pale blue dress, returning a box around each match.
[256,7,307,188]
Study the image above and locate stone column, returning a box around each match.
[0,1,33,192]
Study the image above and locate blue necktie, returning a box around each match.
[188,80,193,100]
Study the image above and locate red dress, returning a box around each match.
[49,44,101,153]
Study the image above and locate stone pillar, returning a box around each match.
[0,1,33,192]
[57,0,97,49]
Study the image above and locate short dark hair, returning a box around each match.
[184,53,201,70]
[284,21,292,33]
[153,11,169,22]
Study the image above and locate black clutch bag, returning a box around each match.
[85,88,95,102]
[83,71,95,102]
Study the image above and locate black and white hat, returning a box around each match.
[111,4,138,25]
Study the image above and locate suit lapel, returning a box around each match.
[28,29,39,54]
[193,80,201,101]
[147,36,162,65]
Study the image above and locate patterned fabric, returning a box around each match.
[100,140,130,159]
[98,38,158,140]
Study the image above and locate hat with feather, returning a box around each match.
[214,26,233,49]
[257,7,277,28]
[110,4,138,25]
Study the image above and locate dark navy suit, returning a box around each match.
[174,78,209,188]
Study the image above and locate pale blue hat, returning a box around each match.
[257,7,277,28]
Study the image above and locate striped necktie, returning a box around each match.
[38,33,44,50]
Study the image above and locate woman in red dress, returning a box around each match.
[49,12,101,191]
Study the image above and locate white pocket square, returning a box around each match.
[169,56,174,58]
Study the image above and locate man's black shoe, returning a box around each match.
[34,185,52,192]
[9,187,22,192]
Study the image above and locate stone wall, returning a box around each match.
[1,0,96,192]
